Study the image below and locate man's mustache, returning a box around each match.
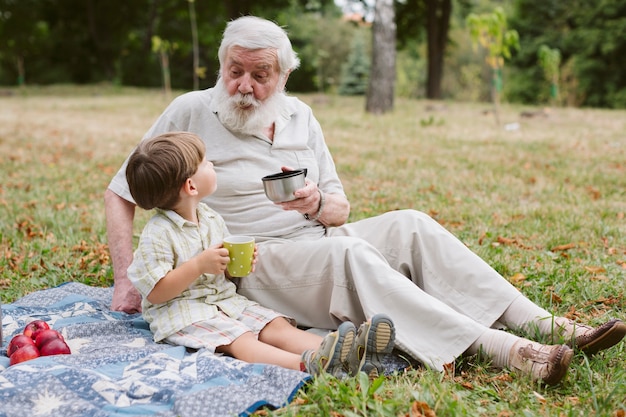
[234,93,259,109]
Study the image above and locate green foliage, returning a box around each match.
[1,0,625,107]
[466,7,519,123]
[277,5,356,92]
[467,7,520,73]
[509,0,626,108]
[537,44,561,103]
[395,40,427,98]
[279,373,403,416]
[0,0,338,90]
[338,31,371,95]
[537,45,561,83]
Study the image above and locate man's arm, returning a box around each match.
[315,192,350,227]
[104,188,142,313]
[284,181,350,227]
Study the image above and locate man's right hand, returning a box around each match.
[111,276,142,313]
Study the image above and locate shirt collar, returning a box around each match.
[156,203,216,230]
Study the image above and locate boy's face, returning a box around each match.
[191,159,217,198]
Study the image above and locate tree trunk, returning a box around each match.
[188,0,199,90]
[425,0,451,99]
[16,56,25,86]
[366,0,396,114]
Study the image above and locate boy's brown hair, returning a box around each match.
[126,132,205,210]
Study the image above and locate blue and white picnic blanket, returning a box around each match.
[0,283,310,417]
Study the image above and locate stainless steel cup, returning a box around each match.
[262,168,307,202]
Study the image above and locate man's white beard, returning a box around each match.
[213,78,288,137]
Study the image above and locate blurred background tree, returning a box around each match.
[338,29,370,95]
[467,7,519,124]
[537,44,561,106]
[0,0,624,108]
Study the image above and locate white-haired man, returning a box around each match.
[105,16,625,384]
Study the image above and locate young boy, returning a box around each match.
[125,131,395,378]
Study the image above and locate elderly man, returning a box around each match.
[105,16,625,384]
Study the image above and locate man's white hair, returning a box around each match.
[218,16,300,78]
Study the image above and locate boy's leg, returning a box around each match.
[258,317,323,353]
[217,331,303,370]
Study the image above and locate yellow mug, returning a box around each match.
[223,235,255,277]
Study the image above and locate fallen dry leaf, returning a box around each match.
[495,236,535,250]
[551,243,576,251]
[565,396,580,405]
[550,292,563,304]
[584,266,606,274]
[509,273,526,284]
[591,275,609,282]
[410,401,436,417]
[586,185,601,200]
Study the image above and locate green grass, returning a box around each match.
[1,86,625,416]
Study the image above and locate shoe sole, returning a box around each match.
[573,319,626,355]
[543,345,574,386]
[323,322,356,376]
[354,314,395,379]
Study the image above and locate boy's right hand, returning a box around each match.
[197,244,231,275]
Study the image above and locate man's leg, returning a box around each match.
[328,209,521,326]
[238,235,488,371]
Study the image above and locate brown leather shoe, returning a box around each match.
[509,342,573,386]
[568,319,626,355]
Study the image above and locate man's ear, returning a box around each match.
[280,70,292,90]
[181,178,198,196]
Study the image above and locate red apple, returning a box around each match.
[9,344,41,365]
[34,329,64,349]
[39,338,71,356]
[7,334,37,356]
[23,320,50,339]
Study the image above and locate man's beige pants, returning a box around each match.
[236,209,522,370]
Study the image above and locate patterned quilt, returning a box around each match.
[0,283,310,417]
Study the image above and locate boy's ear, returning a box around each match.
[181,178,198,196]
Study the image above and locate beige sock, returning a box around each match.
[499,294,558,337]
[466,328,520,369]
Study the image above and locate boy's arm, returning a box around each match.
[147,244,230,304]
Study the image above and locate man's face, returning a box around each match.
[221,46,283,104]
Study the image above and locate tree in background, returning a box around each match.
[188,0,205,91]
[425,0,452,99]
[1,0,625,108]
[366,0,396,114]
[467,7,519,124]
[0,0,50,86]
[152,36,177,99]
[277,2,354,93]
[395,0,475,100]
[509,0,626,108]
[338,30,370,95]
[537,44,561,106]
